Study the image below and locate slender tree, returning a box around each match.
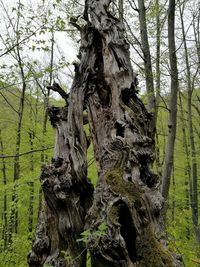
[118,0,124,21]
[155,0,161,119]
[41,30,55,164]
[192,4,200,69]
[7,0,27,241]
[161,0,179,229]
[179,92,192,240]
[137,0,156,131]
[179,1,200,244]
[0,130,8,250]
[28,130,34,233]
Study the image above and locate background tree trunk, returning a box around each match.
[9,1,27,241]
[29,0,182,266]
[161,0,179,230]
[179,92,192,240]
[179,1,200,244]
[41,30,55,164]
[28,112,35,233]
[137,0,156,130]
[0,130,8,250]
[155,0,161,120]
[118,0,124,21]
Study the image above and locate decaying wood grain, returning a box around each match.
[28,87,93,267]
[81,0,181,266]
[28,0,182,266]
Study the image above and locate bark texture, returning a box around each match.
[28,99,93,266]
[29,0,182,266]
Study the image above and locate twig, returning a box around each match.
[0,27,42,58]
[88,159,95,167]
[0,146,54,158]
[192,259,200,265]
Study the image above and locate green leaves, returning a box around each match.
[77,223,108,245]
[77,229,91,244]
[55,16,66,31]
[95,223,108,239]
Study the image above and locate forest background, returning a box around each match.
[0,0,199,266]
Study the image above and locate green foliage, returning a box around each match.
[77,229,92,244]
[0,235,31,267]
[77,223,108,245]
[157,91,200,267]
[0,84,54,267]
[61,251,73,265]
[95,223,108,239]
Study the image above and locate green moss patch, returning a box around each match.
[136,226,174,267]
[105,168,142,202]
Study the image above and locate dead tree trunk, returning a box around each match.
[29,0,182,266]
[28,97,94,266]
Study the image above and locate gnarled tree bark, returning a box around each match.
[28,81,94,267]
[28,0,182,266]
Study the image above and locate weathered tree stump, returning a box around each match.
[28,94,93,267]
[28,0,182,266]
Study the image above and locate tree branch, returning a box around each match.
[47,82,69,102]
[0,27,42,58]
[0,146,53,159]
